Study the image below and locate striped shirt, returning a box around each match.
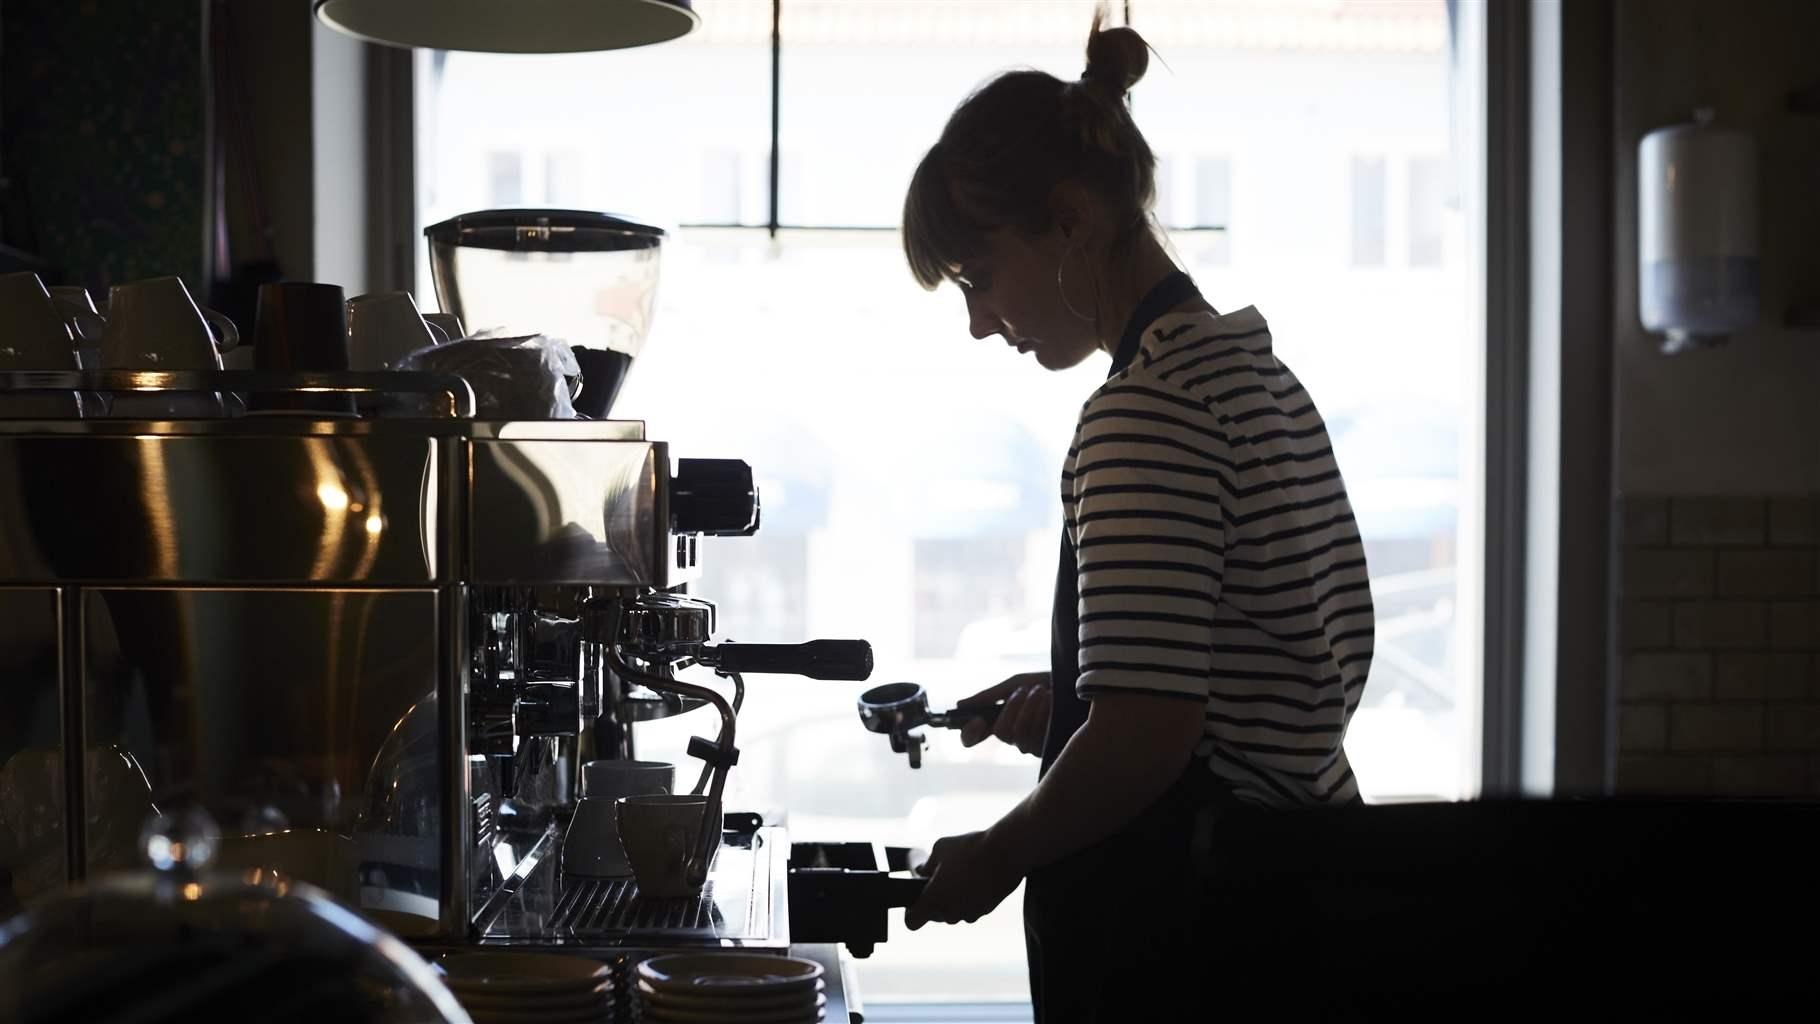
[1062,304,1373,806]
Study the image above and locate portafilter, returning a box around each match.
[857,682,1005,769]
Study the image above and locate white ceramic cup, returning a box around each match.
[48,285,97,312]
[615,794,716,899]
[0,272,80,369]
[422,312,465,344]
[48,284,108,359]
[99,277,238,417]
[48,286,108,370]
[100,276,239,370]
[346,291,439,371]
[563,760,673,878]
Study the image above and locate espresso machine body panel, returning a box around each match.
[77,587,450,932]
[469,437,693,587]
[0,431,456,584]
[0,586,68,915]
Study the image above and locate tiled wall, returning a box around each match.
[0,1,204,289]
[1616,496,1820,796]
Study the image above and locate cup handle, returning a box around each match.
[67,313,107,345]
[201,308,241,351]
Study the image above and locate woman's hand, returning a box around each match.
[957,671,1050,756]
[904,829,1024,930]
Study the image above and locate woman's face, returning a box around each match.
[956,225,1103,371]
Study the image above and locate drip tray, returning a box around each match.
[552,877,731,936]
[477,825,788,951]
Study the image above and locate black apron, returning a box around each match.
[1026,271,1244,1023]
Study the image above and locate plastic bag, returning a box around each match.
[397,332,581,419]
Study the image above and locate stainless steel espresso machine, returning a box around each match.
[0,212,918,1006]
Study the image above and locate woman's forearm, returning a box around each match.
[984,693,1203,875]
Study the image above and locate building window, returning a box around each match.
[1351,155,1387,267]
[1408,156,1448,267]
[485,150,522,206]
[544,150,586,206]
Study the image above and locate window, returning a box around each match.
[1135,4,1484,806]
[1193,156,1232,264]
[701,149,744,224]
[545,150,586,208]
[1408,156,1449,267]
[416,0,1488,1008]
[484,150,522,206]
[1351,155,1388,266]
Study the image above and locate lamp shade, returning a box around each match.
[314,0,698,53]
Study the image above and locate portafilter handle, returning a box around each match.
[928,703,1006,730]
[699,639,874,681]
[857,682,1006,769]
[858,682,1006,732]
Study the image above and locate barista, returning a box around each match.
[897,14,1376,1021]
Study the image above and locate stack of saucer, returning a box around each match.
[437,951,612,1023]
[635,953,825,1023]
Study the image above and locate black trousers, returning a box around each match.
[1022,771,1246,1024]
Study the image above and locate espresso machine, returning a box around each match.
[0,212,918,998]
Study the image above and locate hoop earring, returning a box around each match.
[1057,237,1095,324]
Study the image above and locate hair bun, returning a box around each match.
[1082,21,1149,98]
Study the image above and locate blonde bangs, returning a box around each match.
[901,147,990,291]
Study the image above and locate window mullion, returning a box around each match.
[769,0,782,238]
